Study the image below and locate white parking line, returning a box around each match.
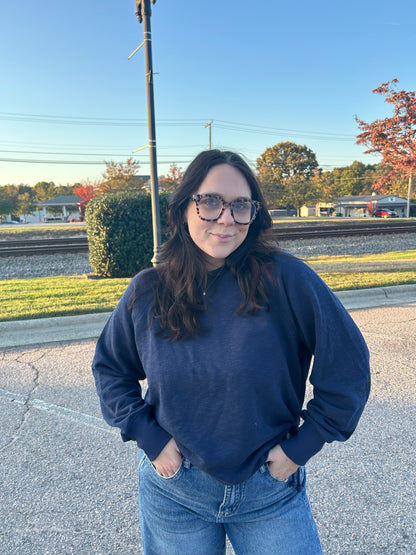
[0,387,117,434]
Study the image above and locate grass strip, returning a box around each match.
[1,276,130,322]
[319,270,416,291]
[0,224,86,240]
[306,250,416,264]
[1,269,416,322]
[1,248,416,321]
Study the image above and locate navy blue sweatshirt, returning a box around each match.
[92,253,370,484]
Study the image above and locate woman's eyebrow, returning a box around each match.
[201,193,252,200]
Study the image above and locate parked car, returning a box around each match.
[372,208,399,218]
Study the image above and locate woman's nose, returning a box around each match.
[217,205,235,224]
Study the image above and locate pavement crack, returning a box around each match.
[0,356,42,453]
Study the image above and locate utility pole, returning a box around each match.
[205,120,213,150]
[407,173,412,218]
[134,0,161,266]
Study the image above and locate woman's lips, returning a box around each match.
[211,233,234,242]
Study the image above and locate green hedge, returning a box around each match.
[86,192,169,277]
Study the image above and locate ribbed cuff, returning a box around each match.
[279,419,325,466]
[122,412,172,461]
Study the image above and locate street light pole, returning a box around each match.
[135,0,161,266]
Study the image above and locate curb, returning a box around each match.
[335,283,416,310]
[1,285,416,350]
[0,312,111,350]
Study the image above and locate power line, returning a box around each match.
[0,112,208,127]
[0,158,106,165]
[215,121,355,142]
[0,157,193,165]
[0,149,138,157]
[0,110,373,171]
[0,140,206,152]
[0,111,358,140]
[215,119,354,138]
[0,149,197,158]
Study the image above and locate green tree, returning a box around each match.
[360,164,390,195]
[337,161,367,196]
[311,168,340,203]
[0,185,18,220]
[284,175,318,214]
[55,184,76,196]
[256,142,318,211]
[387,173,409,198]
[33,181,57,202]
[16,185,36,219]
[311,162,396,202]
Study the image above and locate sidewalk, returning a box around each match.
[1,284,416,349]
[1,302,415,553]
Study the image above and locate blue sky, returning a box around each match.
[1,0,415,186]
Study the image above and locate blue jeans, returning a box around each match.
[138,452,322,554]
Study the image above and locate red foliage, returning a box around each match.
[355,79,416,192]
[73,184,96,215]
[366,200,378,214]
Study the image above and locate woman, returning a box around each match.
[92,150,370,554]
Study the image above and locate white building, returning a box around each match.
[35,195,82,222]
[334,195,408,217]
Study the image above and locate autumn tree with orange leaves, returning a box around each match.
[98,157,142,195]
[355,79,416,217]
[159,163,183,193]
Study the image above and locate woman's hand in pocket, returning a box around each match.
[152,438,183,477]
[266,444,299,481]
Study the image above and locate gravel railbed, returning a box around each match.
[278,231,415,258]
[0,233,415,280]
[0,253,93,280]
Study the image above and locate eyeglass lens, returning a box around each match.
[197,196,255,224]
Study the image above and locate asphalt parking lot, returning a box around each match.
[1,296,415,554]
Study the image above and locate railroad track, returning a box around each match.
[271,221,416,240]
[0,222,415,256]
[0,237,89,256]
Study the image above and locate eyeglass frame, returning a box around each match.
[190,193,261,225]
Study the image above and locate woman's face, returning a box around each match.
[185,164,252,269]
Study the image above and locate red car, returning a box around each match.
[372,209,399,218]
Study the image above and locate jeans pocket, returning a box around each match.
[260,463,300,486]
[266,465,306,492]
[265,464,289,483]
[146,454,186,481]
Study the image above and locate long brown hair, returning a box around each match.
[147,150,275,340]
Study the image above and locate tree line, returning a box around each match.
[257,79,415,214]
[0,152,411,221]
[1,79,415,219]
[257,143,410,213]
[0,182,76,220]
[0,160,183,221]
